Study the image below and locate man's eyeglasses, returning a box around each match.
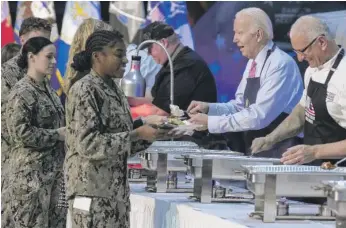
[294,34,324,55]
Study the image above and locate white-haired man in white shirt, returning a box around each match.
[252,15,346,166]
[188,7,303,157]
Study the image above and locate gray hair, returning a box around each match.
[166,33,180,44]
[290,15,334,41]
[235,7,273,40]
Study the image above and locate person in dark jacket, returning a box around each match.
[142,21,227,149]
[143,21,217,113]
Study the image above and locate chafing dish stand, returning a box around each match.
[186,155,281,203]
[322,180,346,228]
[243,165,346,223]
[140,141,200,193]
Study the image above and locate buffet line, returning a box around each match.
[127,141,346,227]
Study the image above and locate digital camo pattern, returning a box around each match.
[65,70,150,227]
[1,55,26,228]
[1,55,26,189]
[3,75,66,228]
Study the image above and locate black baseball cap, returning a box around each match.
[143,21,175,41]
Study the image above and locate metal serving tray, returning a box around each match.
[243,165,346,223]
[150,141,199,148]
[188,155,281,203]
[141,148,243,171]
[187,155,280,180]
[199,149,243,155]
[244,165,346,197]
[244,165,346,175]
[144,147,202,154]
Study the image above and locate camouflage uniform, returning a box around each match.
[1,55,25,186]
[5,75,66,228]
[1,55,26,227]
[65,70,150,228]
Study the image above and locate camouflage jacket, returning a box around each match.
[65,70,150,201]
[6,75,65,176]
[1,55,26,148]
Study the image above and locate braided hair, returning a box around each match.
[71,30,124,72]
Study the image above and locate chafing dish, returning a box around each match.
[322,181,346,228]
[127,156,147,182]
[140,141,201,193]
[243,165,346,222]
[140,141,198,193]
[186,155,280,203]
[140,141,244,193]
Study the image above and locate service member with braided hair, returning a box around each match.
[65,30,171,228]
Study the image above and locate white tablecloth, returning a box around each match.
[129,183,335,228]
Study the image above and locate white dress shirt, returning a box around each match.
[208,40,304,133]
[300,48,346,129]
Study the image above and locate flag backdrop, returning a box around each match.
[109,1,145,44]
[56,1,101,87]
[146,1,194,50]
[192,2,248,102]
[1,1,15,47]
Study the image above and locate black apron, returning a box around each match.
[242,44,301,157]
[304,48,346,166]
[288,49,346,205]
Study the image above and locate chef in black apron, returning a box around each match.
[306,49,346,166]
[282,48,346,166]
[243,44,302,157]
[188,8,304,156]
[286,48,346,205]
[189,42,303,157]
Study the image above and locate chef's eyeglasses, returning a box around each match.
[294,34,325,55]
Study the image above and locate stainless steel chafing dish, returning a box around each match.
[141,148,202,171]
[186,155,280,180]
[139,141,200,193]
[186,155,281,203]
[140,141,200,172]
[322,180,346,228]
[127,156,147,182]
[140,141,245,193]
[243,165,346,223]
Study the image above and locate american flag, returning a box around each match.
[306,102,315,116]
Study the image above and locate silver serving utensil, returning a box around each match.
[335,157,346,167]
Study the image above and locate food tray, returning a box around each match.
[150,141,198,148]
[200,149,243,156]
[150,123,177,129]
[145,147,202,154]
[187,154,243,159]
[188,154,279,162]
[242,165,346,175]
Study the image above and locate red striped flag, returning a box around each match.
[1,1,15,47]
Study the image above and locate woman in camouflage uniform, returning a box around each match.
[64,18,115,94]
[65,30,169,228]
[5,37,66,228]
